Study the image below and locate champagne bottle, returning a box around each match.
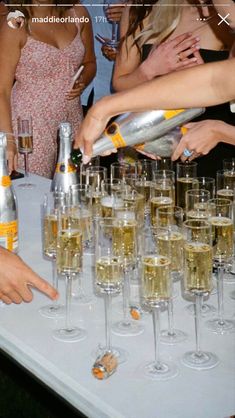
[71,107,205,165]
[51,123,79,193]
[0,132,18,252]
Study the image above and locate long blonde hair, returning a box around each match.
[135,0,182,46]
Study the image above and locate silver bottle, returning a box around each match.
[51,123,79,193]
[92,107,205,157]
[0,132,18,252]
[135,126,184,157]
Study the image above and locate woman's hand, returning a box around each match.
[7,140,17,174]
[65,77,86,101]
[74,99,111,163]
[140,32,201,80]
[171,120,225,162]
[101,43,118,61]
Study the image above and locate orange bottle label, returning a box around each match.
[55,163,76,173]
[164,109,185,120]
[105,123,127,149]
[0,220,18,252]
[1,176,11,187]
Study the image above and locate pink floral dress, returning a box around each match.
[11,17,85,178]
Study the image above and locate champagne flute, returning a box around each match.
[95,217,127,362]
[154,210,188,344]
[103,0,121,47]
[186,189,210,220]
[140,247,178,380]
[39,191,66,318]
[152,158,174,171]
[206,198,235,334]
[17,116,35,188]
[195,177,215,199]
[176,162,198,211]
[110,162,133,181]
[53,206,87,342]
[111,212,144,336]
[182,220,219,370]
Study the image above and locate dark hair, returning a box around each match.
[121,1,158,53]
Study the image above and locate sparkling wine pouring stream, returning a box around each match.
[71,107,205,164]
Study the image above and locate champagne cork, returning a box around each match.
[92,352,118,380]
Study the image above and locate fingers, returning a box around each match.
[175,57,198,69]
[169,32,193,48]
[174,36,200,54]
[193,49,204,64]
[27,274,58,300]
[137,150,158,160]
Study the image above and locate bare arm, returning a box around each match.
[0,21,26,172]
[66,6,96,100]
[75,58,235,157]
[0,247,58,304]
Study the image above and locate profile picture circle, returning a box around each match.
[7,10,25,29]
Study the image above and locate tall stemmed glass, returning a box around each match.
[39,191,66,318]
[53,206,87,342]
[216,169,235,283]
[17,116,35,188]
[112,211,144,336]
[95,217,127,362]
[103,0,122,47]
[176,162,198,211]
[155,208,188,344]
[182,220,219,370]
[206,198,235,334]
[140,234,178,380]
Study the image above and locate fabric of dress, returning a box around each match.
[11,15,85,178]
[142,45,235,178]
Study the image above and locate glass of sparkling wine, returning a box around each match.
[206,198,235,334]
[140,250,178,380]
[110,162,133,181]
[111,211,144,337]
[195,177,215,199]
[186,189,210,220]
[17,116,35,188]
[39,191,66,318]
[95,217,127,362]
[182,220,219,369]
[53,206,87,342]
[176,162,198,211]
[154,210,188,345]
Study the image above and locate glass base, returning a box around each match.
[182,350,219,370]
[160,328,188,345]
[39,303,65,319]
[112,319,144,337]
[18,182,35,189]
[93,345,128,364]
[52,327,87,342]
[206,318,235,334]
[185,303,216,317]
[71,293,94,305]
[142,360,178,380]
[223,271,235,284]
[230,290,235,300]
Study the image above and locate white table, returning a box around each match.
[0,173,235,418]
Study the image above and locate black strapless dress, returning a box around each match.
[142,45,235,178]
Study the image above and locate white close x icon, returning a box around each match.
[217,13,230,26]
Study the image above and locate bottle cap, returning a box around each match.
[92,352,118,380]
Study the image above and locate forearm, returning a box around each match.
[0,93,14,136]
[220,121,235,146]
[93,60,235,119]
[113,65,150,92]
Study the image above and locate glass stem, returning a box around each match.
[111,22,117,41]
[217,265,225,326]
[152,306,161,369]
[52,257,58,306]
[65,274,72,331]
[123,267,131,325]
[104,292,112,352]
[167,298,174,336]
[24,153,29,178]
[195,293,202,357]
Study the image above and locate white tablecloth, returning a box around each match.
[0,173,235,418]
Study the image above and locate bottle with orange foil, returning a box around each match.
[71,108,205,165]
[0,132,18,252]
